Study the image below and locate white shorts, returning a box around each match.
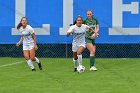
[23,43,34,50]
[72,43,86,52]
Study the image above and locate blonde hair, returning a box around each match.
[86,10,93,14]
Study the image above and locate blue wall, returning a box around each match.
[0,0,140,44]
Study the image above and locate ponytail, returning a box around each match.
[17,23,22,29]
[17,17,27,29]
[73,20,77,25]
[70,20,77,26]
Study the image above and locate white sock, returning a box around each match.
[77,55,82,66]
[26,59,35,69]
[73,58,78,68]
[35,57,40,63]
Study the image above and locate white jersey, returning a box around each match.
[67,24,89,45]
[19,25,34,45]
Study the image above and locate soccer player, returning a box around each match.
[16,17,42,71]
[66,16,98,72]
[83,10,99,71]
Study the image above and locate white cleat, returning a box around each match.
[90,66,97,71]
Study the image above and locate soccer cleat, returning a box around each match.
[90,66,97,71]
[32,68,36,71]
[38,62,42,70]
[74,68,77,72]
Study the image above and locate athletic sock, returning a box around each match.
[77,55,82,66]
[26,59,35,69]
[73,59,78,68]
[90,56,95,67]
[35,57,40,63]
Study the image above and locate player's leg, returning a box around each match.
[73,52,78,72]
[72,44,78,72]
[87,43,97,71]
[77,46,85,66]
[30,47,42,70]
[23,50,35,71]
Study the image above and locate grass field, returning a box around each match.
[0,57,140,93]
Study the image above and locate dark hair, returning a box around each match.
[17,17,27,29]
[70,16,83,26]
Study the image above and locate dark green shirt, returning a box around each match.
[83,17,99,39]
[83,17,99,29]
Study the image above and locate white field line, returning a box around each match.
[0,61,24,68]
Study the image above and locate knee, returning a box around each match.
[77,51,82,55]
[90,51,96,56]
[24,56,29,60]
[77,53,82,55]
[90,51,95,54]
[77,48,84,55]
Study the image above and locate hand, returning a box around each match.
[90,33,96,39]
[95,33,99,37]
[89,28,95,32]
[70,29,74,34]
[34,45,38,51]
[16,42,20,47]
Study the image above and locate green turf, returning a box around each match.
[0,58,140,93]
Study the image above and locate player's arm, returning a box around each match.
[94,23,99,37]
[87,27,99,37]
[66,29,74,36]
[95,18,99,33]
[66,26,74,36]
[90,27,99,37]
[16,36,23,46]
[94,23,99,34]
[30,26,38,50]
[32,33,36,45]
[32,33,38,51]
[85,25,95,33]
